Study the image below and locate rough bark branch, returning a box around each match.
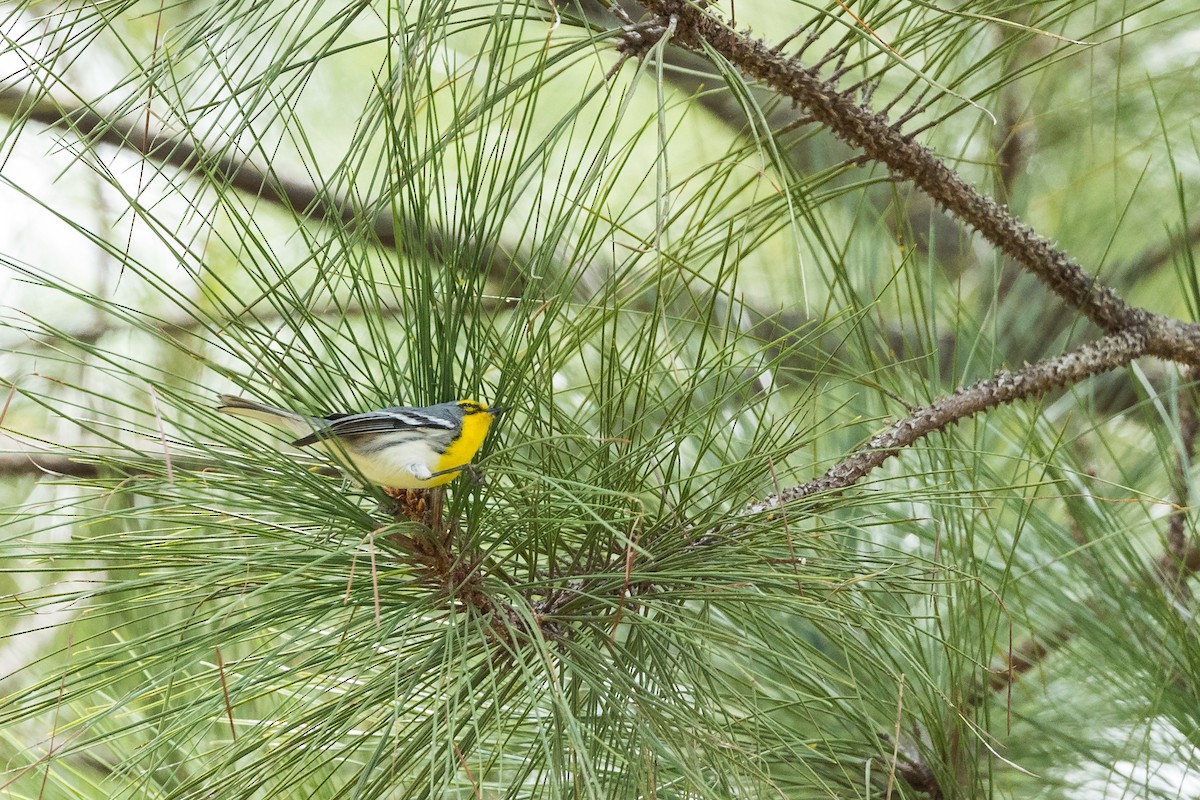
[609,1,1200,519]
[631,1,1200,366]
[634,1,1131,329]
[742,329,1150,517]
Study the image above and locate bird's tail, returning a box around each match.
[216,394,315,439]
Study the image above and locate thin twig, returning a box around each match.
[368,531,382,627]
[0,450,210,479]
[215,646,237,741]
[0,84,514,278]
[983,627,1072,697]
[0,450,339,480]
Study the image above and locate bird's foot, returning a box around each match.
[460,464,487,485]
[380,485,444,526]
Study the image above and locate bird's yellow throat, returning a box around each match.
[431,402,497,484]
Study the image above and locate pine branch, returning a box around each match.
[742,329,1150,517]
[0,449,338,480]
[608,1,1200,530]
[0,450,213,479]
[626,1,1200,366]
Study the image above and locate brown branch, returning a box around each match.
[0,83,514,278]
[0,450,214,479]
[994,92,1028,209]
[742,329,1150,518]
[381,488,553,651]
[632,1,1200,367]
[982,626,1072,698]
[0,450,340,480]
[0,452,105,479]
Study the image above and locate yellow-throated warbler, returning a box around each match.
[217,394,503,489]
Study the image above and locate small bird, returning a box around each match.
[216,394,504,489]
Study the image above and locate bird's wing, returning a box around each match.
[291,407,455,447]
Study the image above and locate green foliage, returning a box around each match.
[2,1,1200,798]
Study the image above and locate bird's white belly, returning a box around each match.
[312,434,443,488]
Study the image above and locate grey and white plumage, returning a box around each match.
[216,393,474,487]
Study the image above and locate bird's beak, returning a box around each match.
[488,406,507,417]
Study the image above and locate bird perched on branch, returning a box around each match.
[217,394,504,489]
